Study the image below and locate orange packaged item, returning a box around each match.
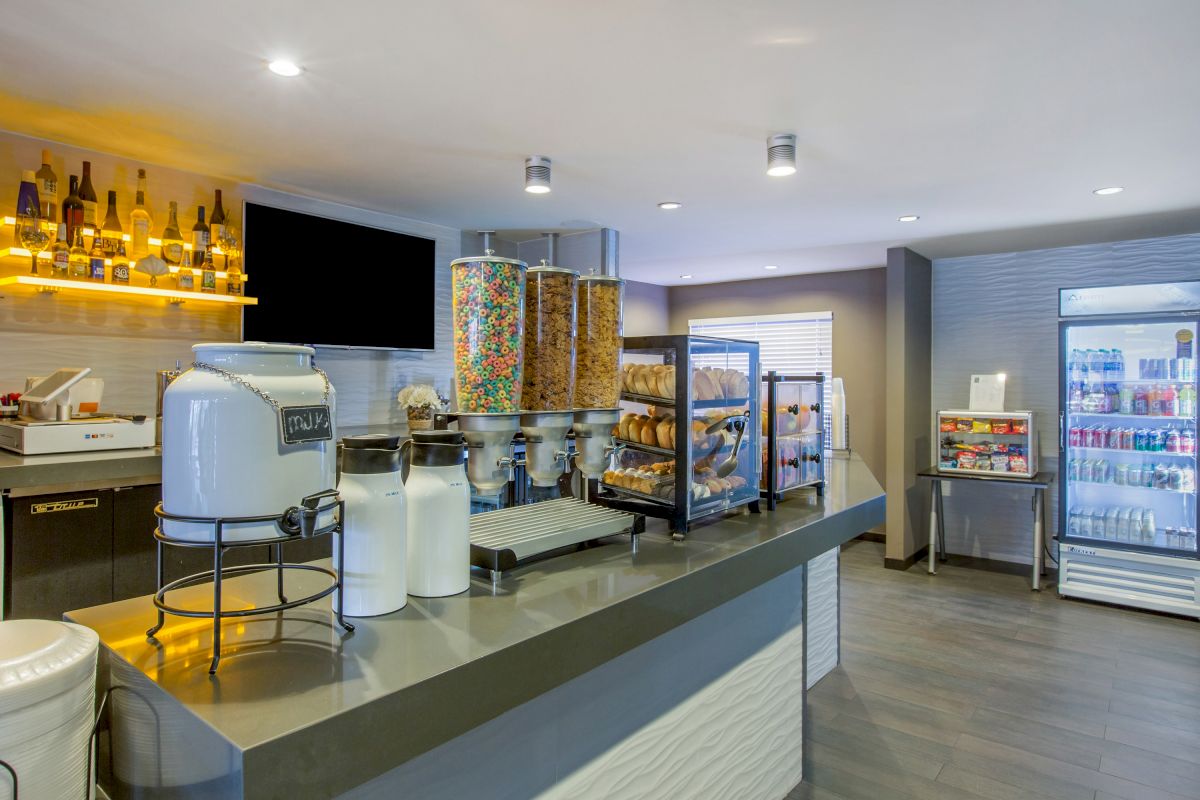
[991,419,1011,435]
[940,418,957,433]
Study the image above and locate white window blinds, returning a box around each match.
[688,311,833,440]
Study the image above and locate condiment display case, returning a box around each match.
[761,372,825,509]
[597,335,761,538]
[935,410,1038,478]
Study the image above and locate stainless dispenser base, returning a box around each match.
[470,498,643,579]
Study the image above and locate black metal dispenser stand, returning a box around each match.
[146,489,354,674]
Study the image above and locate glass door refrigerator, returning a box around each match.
[1059,281,1199,619]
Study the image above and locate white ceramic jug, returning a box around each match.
[336,435,407,616]
[162,342,336,542]
[404,431,471,597]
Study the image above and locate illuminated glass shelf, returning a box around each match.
[0,246,247,281]
[0,275,257,305]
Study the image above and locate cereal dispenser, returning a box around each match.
[451,248,526,495]
[519,263,579,487]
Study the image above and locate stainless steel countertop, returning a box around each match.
[67,454,884,798]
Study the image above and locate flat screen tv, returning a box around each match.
[242,201,436,349]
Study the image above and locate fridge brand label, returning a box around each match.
[32,497,99,514]
[1060,281,1200,317]
[280,405,333,445]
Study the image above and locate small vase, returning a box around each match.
[406,407,434,431]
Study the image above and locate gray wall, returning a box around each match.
[885,248,932,562]
[932,232,1200,564]
[625,280,669,337]
[666,268,887,498]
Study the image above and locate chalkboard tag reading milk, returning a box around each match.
[280,405,333,445]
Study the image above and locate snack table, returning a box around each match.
[918,468,1056,590]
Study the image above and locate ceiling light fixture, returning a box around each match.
[657,201,682,210]
[1093,186,1124,196]
[764,265,779,270]
[267,59,302,77]
[679,274,693,279]
[766,133,797,177]
[897,215,920,222]
[524,156,552,194]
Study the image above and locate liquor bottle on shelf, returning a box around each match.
[36,149,57,223]
[88,225,106,281]
[209,189,226,259]
[100,189,122,256]
[69,227,88,279]
[111,241,130,284]
[199,248,216,294]
[129,169,152,258]
[191,205,209,255]
[176,248,195,291]
[61,175,84,245]
[50,223,69,278]
[160,201,184,265]
[225,255,243,296]
[78,161,98,230]
[16,170,39,220]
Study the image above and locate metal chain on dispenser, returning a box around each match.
[190,361,331,411]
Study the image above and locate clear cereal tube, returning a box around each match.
[522,266,578,411]
[451,253,527,413]
[573,275,624,409]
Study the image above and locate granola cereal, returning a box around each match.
[521,267,578,410]
[573,276,625,408]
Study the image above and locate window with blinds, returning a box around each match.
[688,311,833,442]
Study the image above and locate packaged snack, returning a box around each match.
[972,419,992,434]
[1009,454,1028,473]
[991,419,1011,435]
[957,451,978,469]
[1011,419,1028,434]
[956,418,973,432]
[939,459,957,470]
[990,455,1010,472]
[940,418,957,433]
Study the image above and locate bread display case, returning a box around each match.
[761,372,825,509]
[936,410,1038,478]
[596,335,761,537]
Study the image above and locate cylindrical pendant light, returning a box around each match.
[525,156,552,194]
[766,134,797,177]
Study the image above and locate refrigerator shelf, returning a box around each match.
[1070,481,1196,496]
[1071,445,1196,458]
[1069,412,1195,422]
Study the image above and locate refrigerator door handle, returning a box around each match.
[1059,411,1065,452]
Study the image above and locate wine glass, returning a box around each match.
[16,204,49,276]
[217,222,239,270]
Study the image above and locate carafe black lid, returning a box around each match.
[412,430,464,445]
[342,434,402,450]
[409,430,465,467]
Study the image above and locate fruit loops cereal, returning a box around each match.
[452,257,527,413]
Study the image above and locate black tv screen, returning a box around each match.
[242,202,436,349]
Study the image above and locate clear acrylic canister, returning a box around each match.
[573,275,625,408]
[522,266,578,411]
[451,253,527,413]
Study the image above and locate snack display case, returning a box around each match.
[936,410,1038,478]
[761,372,825,509]
[597,335,761,537]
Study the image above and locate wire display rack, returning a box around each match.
[145,489,355,674]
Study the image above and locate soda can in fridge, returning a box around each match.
[1104,507,1120,539]
[1069,425,1082,447]
[1068,508,1081,537]
[1154,463,1171,489]
[1181,466,1196,493]
[1116,507,1132,540]
[1068,459,1081,483]
[1134,428,1149,451]
[1142,509,1157,541]
[1142,463,1155,487]
[1127,463,1142,486]
[1169,466,1183,491]
[1114,463,1129,486]
[1079,459,1093,483]
[1107,427,1122,449]
[1166,428,1181,453]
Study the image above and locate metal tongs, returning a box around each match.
[705,410,751,478]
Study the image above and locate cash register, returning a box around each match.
[0,368,154,455]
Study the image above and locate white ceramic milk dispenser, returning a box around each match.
[404,430,471,597]
[162,343,336,541]
[336,434,407,616]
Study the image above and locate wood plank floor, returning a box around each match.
[788,540,1200,800]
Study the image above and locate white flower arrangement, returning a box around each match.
[396,384,445,411]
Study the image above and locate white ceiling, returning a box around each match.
[2,1,1199,285]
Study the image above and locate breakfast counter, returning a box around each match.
[68,453,884,800]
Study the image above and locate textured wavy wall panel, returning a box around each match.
[0,130,459,428]
[932,233,1200,563]
[806,548,838,688]
[343,567,807,800]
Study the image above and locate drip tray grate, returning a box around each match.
[470,498,644,578]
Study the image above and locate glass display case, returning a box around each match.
[936,410,1038,478]
[761,372,824,509]
[597,335,761,538]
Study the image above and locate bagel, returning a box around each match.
[641,415,659,446]
[619,412,637,441]
[656,416,674,449]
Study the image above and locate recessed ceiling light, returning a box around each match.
[267,59,302,77]
[679,274,693,279]
[764,265,779,270]
[766,133,797,177]
[897,215,920,222]
[657,201,682,210]
[525,156,551,194]
[1093,186,1124,196]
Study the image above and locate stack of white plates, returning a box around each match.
[0,619,99,800]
